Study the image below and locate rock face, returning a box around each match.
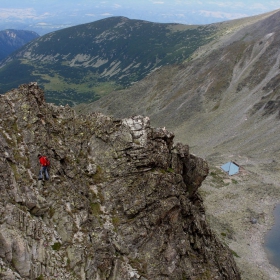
[0,83,241,279]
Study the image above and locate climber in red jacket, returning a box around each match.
[38,154,50,180]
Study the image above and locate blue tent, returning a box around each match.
[221,161,239,175]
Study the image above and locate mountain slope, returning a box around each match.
[81,9,280,163]
[78,10,280,279]
[0,17,219,105]
[0,83,241,279]
[0,29,39,61]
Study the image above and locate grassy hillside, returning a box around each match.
[0,17,218,106]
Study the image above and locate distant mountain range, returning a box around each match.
[0,17,221,105]
[0,29,39,62]
[0,11,279,119]
[80,10,280,165]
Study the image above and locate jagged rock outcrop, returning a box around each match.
[0,83,241,279]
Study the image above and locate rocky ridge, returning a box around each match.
[81,11,280,279]
[0,83,240,279]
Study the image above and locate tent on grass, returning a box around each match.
[221,161,239,176]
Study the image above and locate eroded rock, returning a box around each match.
[0,83,241,279]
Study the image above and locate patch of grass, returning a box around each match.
[212,101,220,111]
[158,167,174,174]
[197,269,212,280]
[112,216,121,227]
[90,202,101,216]
[209,168,226,188]
[93,165,104,183]
[51,242,62,251]
[9,162,21,181]
[26,64,122,106]
[230,249,240,258]
[49,206,55,218]
[198,189,210,199]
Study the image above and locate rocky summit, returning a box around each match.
[0,83,240,280]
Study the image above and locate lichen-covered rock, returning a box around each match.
[0,83,241,279]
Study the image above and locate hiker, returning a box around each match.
[38,154,50,180]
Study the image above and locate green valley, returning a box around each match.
[0,17,217,105]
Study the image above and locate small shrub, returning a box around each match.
[93,166,104,183]
[49,206,55,218]
[112,216,120,227]
[51,242,62,251]
[91,202,101,216]
[134,139,141,145]
[230,249,240,258]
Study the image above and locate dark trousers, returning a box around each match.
[38,166,49,180]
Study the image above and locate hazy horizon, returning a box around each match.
[1,0,280,35]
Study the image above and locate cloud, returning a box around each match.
[36,22,48,26]
[101,13,113,16]
[175,13,186,18]
[249,3,267,10]
[113,4,121,8]
[0,8,52,21]
[39,13,52,19]
[0,8,36,19]
[198,10,248,20]
[153,1,165,4]
[208,1,245,9]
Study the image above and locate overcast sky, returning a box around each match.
[1,0,280,35]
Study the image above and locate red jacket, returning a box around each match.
[39,156,48,166]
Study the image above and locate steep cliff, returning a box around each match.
[0,83,240,280]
